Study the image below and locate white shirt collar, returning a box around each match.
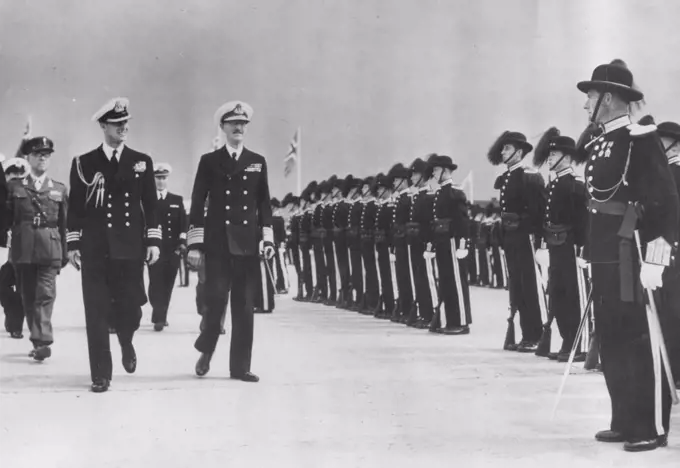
[102,142,125,160]
[441,179,454,187]
[602,115,631,134]
[225,143,244,160]
[158,189,168,199]
[555,167,574,179]
[508,161,523,173]
[399,187,410,196]
[31,173,47,186]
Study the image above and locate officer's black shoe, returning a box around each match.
[440,326,470,335]
[595,430,625,443]
[10,331,23,339]
[230,371,259,383]
[91,378,110,393]
[559,352,587,363]
[517,341,539,353]
[623,435,667,452]
[164,321,169,326]
[253,307,264,314]
[153,323,164,332]
[547,352,559,360]
[121,344,137,374]
[195,352,212,377]
[28,348,36,358]
[504,342,519,351]
[33,345,52,361]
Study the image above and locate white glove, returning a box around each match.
[455,248,469,259]
[577,257,589,270]
[535,248,549,269]
[389,253,396,262]
[259,240,275,260]
[423,250,436,260]
[640,262,665,290]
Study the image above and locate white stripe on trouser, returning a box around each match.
[574,246,589,353]
[407,245,416,300]
[499,248,508,286]
[332,243,341,294]
[529,237,548,323]
[486,249,494,286]
[451,239,467,326]
[425,256,439,318]
[647,304,664,435]
[279,248,290,290]
[475,248,480,279]
[310,248,317,291]
[260,258,269,311]
[375,246,381,292]
[389,253,398,301]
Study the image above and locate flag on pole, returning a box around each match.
[14,116,32,158]
[458,171,474,203]
[284,128,300,178]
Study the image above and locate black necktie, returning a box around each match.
[111,149,119,172]
[232,152,237,161]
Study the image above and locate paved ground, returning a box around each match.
[1,260,679,468]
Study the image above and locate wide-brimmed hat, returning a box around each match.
[426,154,458,171]
[487,131,533,166]
[577,59,643,102]
[386,163,410,182]
[657,121,680,141]
[533,127,577,167]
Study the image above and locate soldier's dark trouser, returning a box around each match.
[503,234,542,342]
[657,265,680,383]
[435,239,471,328]
[361,240,380,311]
[273,246,286,292]
[300,245,314,298]
[179,252,190,287]
[350,246,363,305]
[592,262,671,441]
[334,234,351,300]
[491,246,505,288]
[476,244,489,286]
[548,241,580,352]
[394,238,413,315]
[289,244,302,295]
[409,240,433,322]
[255,258,275,312]
[467,245,478,285]
[0,261,24,333]
[376,242,394,314]
[148,252,180,325]
[14,264,59,346]
[323,237,337,301]
[81,258,144,381]
[313,239,328,297]
[196,260,227,330]
[195,251,259,375]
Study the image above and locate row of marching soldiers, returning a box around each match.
[280,154,473,335]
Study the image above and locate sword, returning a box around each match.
[451,238,468,326]
[529,234,549,323]
[263,256,277,297]
[278,247,290,291]
[259,257,270,310]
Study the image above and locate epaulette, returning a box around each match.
[627,123,657,138]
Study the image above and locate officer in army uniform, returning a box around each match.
[359,176,380,314]
[576,59,678,451]
[347,178,365,310]
[488,131,546,352]
[373,173,395,319]
[533,128,588,361]
[299,182,317,301]
[6,137,68,360]
[147,162,187,331]
[187,100,274,383]
[389,163,414,323]
[67,97,161,393]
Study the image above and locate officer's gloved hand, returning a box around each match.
[535,248,549,269]
[146,246,160,265]
[187,249,204,270]
[640,262,665,290]
[260,240,275,260]
[455,248,469,259]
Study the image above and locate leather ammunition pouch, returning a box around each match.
[501,212,522,231]
[311,228,327,239]
[346,226,359,240]
[332,227,344,235]
[361,230,373,242]
[405,222,420,240]
[392,225,406,239]
[543,223,571,247]
[374,229,387,244]
[432,218,452,236]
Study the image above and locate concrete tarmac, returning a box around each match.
[1,265,678,467]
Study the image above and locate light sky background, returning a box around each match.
[2,0,680,201]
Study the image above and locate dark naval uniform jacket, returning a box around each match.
[67,145,161,258]
[157,192,187,253]
[7,176,68,266]
[187,146,273,254]
[543,168,587,249]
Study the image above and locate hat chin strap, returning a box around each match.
[502,149,521,165]
[664,139,679,153]
[549,153,568,172]
[590,91,606,125]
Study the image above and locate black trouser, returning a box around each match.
[503,233,542,342]
[491,245,505,288]
[593,261,672,441]
[195,251,258,375]
[323,237,337,301]
[548,241,581,352]
[178,252,190,287]
[408,239,433,322]
[148,251,180,325]
[81,257,145,381]
[467,244,478,285]
[361,240,380,311]
[289,243,303,297]
[15,264,60,346]
[476,244,490,286]
[394,237,413,316]
[349,245,363,305]
[255,257,275,312]
[334,233,351,301]
[196,261,227,330]
[435,239,471,328]
[300,244,314,298]
[313,239,328,298]
[658,266,680,383]
[273,246,286,292]
[376,242,394,314]
[0,261,24,334]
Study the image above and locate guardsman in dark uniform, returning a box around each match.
[321,177,339,305]
[299,183,317,301]
[489,206,507,289]
[333,175,357,308]
[373,173,395,319]
[187,100,274,383]
[310,181,329,303]
[289,196,304,301]
[347,178,365,311]
[656,119,680,388]
[406,158,435,328]
[477,205,493,287]
[576,59,678,451]
[467,204,482,286]
[359,176,380,314]
[488,131,546,352]
[67,98,161,392]
[147,162,187,331]
[428,154,472,335]
[7,137,68,360]
[1,157,29,338]
[388,163,413,323]
[533,128,588,361]
[274,196,290,294]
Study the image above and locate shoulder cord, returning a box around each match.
[76,156,106,207]
[587,142,632,203]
